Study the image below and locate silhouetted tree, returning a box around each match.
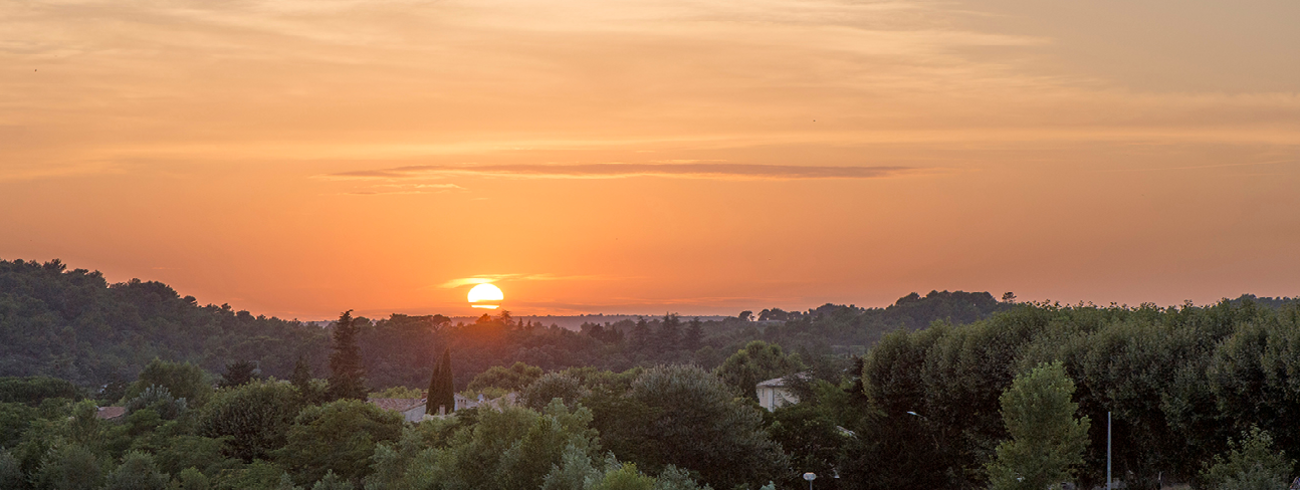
[327,310,368,401]
[631,318,652,348]
[657,313,681,351]
[682,318,703,351]
[219,360,259,388]
[427,348,454,415]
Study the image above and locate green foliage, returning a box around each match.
[592,463,656,490]
[327,311,368,401]
[0,448,23,490]
[0,377,81,407]
[714,340,805,400]
[35,443,103,490]
[104,450,169,490]
[371,401,599,490]
[540,447,707,490]
[198,380,301,462]
[468,361,544,392]
[151,434,241,477]
[175,467,212,490]
[220,360,261,388]
[312,470,355,490]
[125,384,188,419]
[275,399,403,485]
[67,399,103,447]
[212,460,297,490]
[522,372,590,410]
[289,357,328,407]
[0,259,329,388]
[427,348,454,416]
[767,381,847,479]
[986,362,1090,490]
[127,358,212,408]
[621,365,787,490]
[370,386,424,399]
[1201,427,1295,490]
[0,401,37,447]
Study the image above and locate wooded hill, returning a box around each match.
[0,258,1011,391]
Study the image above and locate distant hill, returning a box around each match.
[0,259,329,388]
[12,257,1280,391]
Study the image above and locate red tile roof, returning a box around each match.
[368,398,426,413]
[96,406,126,420]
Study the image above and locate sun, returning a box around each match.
[467,283,504,309]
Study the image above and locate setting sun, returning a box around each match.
[467,283,504,309]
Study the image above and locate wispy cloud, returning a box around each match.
[339,183,464,195]
[438,273,608,288]
[325,163,917,181]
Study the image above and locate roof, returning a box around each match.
[757,372,810,388]
[96,406,126,420]
[368,398,427,413]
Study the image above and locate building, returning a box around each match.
[368,398,429,423]
[756,376,800,411]
[95,406,126,421]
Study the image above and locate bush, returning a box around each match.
[275,399,403,485]
[198,380,301,462]
[1201,426,1295,490]
[104,451,169,490]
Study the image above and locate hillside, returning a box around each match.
[3,258,1014,389]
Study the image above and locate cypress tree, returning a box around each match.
[427,347,455,415]
[326,310,368,401]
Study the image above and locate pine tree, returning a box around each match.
[658,313,681,351]
[986,361,1090,490]
[682,318,703,350]
[326,310,368,401]
[290,356,312,390]
[632,318,651,348]
[427,347,455,415]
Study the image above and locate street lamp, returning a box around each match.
[803,472,816,490]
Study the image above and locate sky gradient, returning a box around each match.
[2,0,1298,318]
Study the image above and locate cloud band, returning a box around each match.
[325,163,915,181]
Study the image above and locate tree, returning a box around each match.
[197,380,301,462]
[468,362,543,393]
[103,451,169,490]
[656,314,681,352]
[1201,426,1294,490]
[427,348,454,415]
[631,318,652,349]
[521,372,589,411]
[220,360,260,388]
[681,318,703,351]
[327,310,368,401]
[0,449,23,490]
[714,340,806,400]
[290,356,326,406]
[35,443,102,490]
[986,361,1090,490]
[124,384,187,420]
[274,399,404,485]
[622,364,787,489]
[126,358,212,408]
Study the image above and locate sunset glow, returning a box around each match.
[468,283,505,310]
[1,0,1297,318]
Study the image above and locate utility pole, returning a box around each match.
[1107,411,1112,490]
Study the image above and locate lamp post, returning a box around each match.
[803,472,816,490]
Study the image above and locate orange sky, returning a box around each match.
[2,0,1298,319]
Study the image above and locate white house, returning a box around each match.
[756,376,800,411]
